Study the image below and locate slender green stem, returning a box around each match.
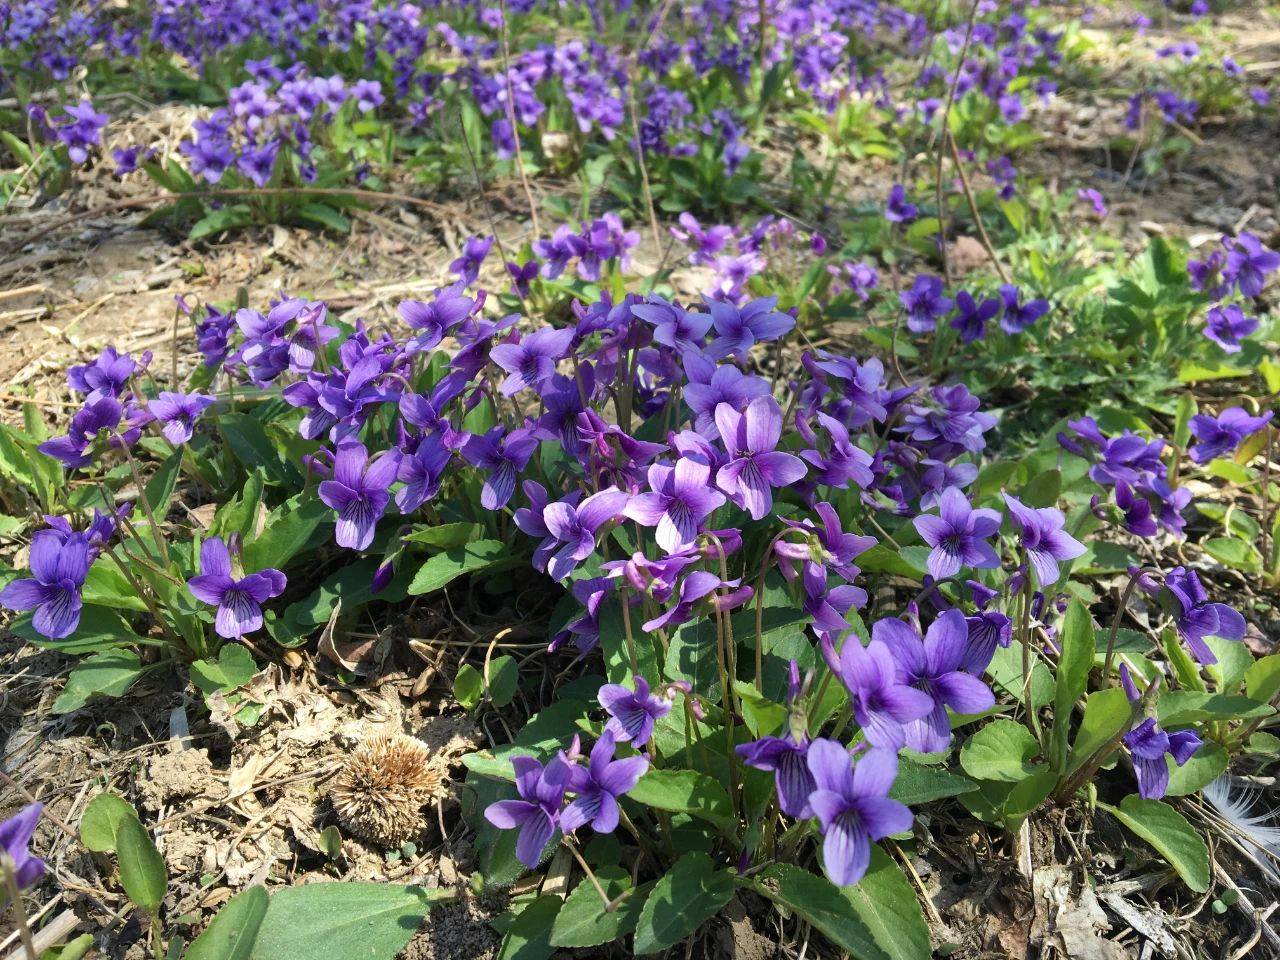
[117,439,171,568]
[1101,567,1160,683]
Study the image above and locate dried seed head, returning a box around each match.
[330,734,444,847]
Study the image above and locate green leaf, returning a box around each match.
[1103,797,1209,892]
[116,814,167,912]
[219,413,297,487]
[757,851,930,960]
[960,719,1043,782]
[10,604,141,653]
[191,645,258,696]
[454,664,484,710]
[987,643,1054,709]
[889,759,976,805]
[189,204,252,241]
[250,884,444,960]
[185,886,268,960]
[82,564,151,612]
[53,651,145,714]
[1020,468,1061,508]
[1203,537,1263,574]
[296,203,352,234]
[1245,654,1280,705]
[408,540,507,595]
[1172,393,1197,449]
[633,852,734,955]
[1053,599,1095,769]
[1064,687,1132,777]
[627,768,735,834]
[1165,742,1228,797]
[403,523,482,549]
[80,793,137,853]
[498,894,561,960]
[212,472,265,541]
[551,869,647,948]
[1157,692,1273,726]
[486,655,519,708]
[665,616,723,701]
[144,451,183,517]
[242,496,328,572]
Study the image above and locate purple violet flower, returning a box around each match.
[598,677,672,747]
[489,326,576,396]
[912,487,1001,580]
[0,529,90,639]
[949,291,1001,344]
[706,296,795,361]
[317,442,403,550]
[714,396,807,520]
[737,733,813,818]
[1224,233,1280,298]
[885,184,918,224]
[901,275,952,334]
[460,426,539,510]
[820,635,934,750]
[1204,304,1258,353]
[1188,408,1273,464]
[875,610,995,752]
[148,391,215,445]
[1002,493,1086,586]
[1120,666,1202,800]
[560,732,648,834]
[484,754,569,868]
[998,285,1049,334]
[0,803,46,891]
[540,488,630,581]
[1163,566,1246,665]
[624,459,726,553]
[186,537,286,639]
[806,740,913,886]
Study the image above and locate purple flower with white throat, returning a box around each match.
[560,732,648,835]
[1002,493,1086,586]
[1163,566,1245,665]
[1120,666,1202,800]
[806,740,913,886]
[0,529,90,639]
[683,357,771,437]
[317,442,403,550]
[540,488,630,581]
[900,275,952,334]
[706,296,795,361]
[484,754,569,868]
[186,537,286,639]
[1188,408,1272,464]
[633,298,712,355]
[489,326,576,396]
[624,458,726,553]
[671,212,734,266]
[714,396,807,520]
[821,635,934,750]
[68,346,142,400]
[1224,232,1280,298]
[912,487,1001,580]
[0,803,46,892]
[598,677,672,747]
[396,434,452,514]
[1204,304,1258,353]
[461,426,539,511]
[148,391,215,445]
[737,733,814,818]
[875,611,995,752]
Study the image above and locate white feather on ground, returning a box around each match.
[1203,775,1280,881]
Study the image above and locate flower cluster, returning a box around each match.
[1189,232,1279,352]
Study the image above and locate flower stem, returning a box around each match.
[1,854,37,960]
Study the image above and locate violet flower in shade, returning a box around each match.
[736,733,814,818]
[1224,232,1280,298]
[598,676,672,747]
[802,562,868,634]
[998,285,1050,334]
[827,261,879,301]
[683,356,771,436]
[489,326,576,396]
[806,740,913,887]
[912,487,1001,580]
[706,296,795,361]
[633,298,712,355]
[0,803,45,891]
[186,536,286,639]
[0,529,90,639]
[449,235,494,285]
[900,275,952,334]
[460,426,539,510]
[560,731,648,834]
[1120,666,1202,800]
[899,384,996,455]
[1204,304,1258,353]
[949,291,1001,344]
[484,754,569,868]
[641,569,737,633]
[540,488,630,581]
[884,184,918,224]
[395,434,452,514]
[963,609,1012,675]
[317,442,403,550]
[820,635,934,750]
[797,412,876,490]
[148,391,215,445]
[1163,566,1246,665]
[68,346,141,399]
[1002,493,1087,587]
[38,395,123,470]
[533,226,587,279]
[624,458,726,553]
[713,396,807,520]
[874,610,996,753]
[777,501,877,582]
[1188,408,1273,464]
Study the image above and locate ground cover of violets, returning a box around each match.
[2,0,1280,958]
